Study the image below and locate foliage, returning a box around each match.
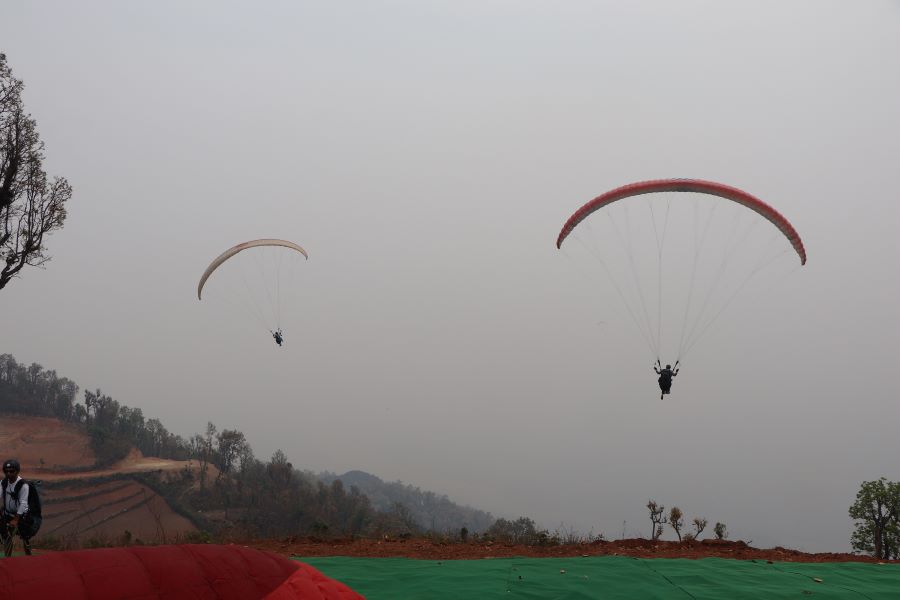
[849,478,900,560]
[646,500,711,543]
[86,422,133,467]
[215,429,249,477]
[224,461,379,539]
[319,470,494,533]
[0,354,79,419]
[0,54,71,290]
[692,517,707,540]
[484,516,558,546]
[368,502,420,538]
[714,522,727,540]
[0,355,192,466]
[668,507,684,542]
[0,353,490,543]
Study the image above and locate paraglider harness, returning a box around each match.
[655,359,680,397]
[1,478,42,539]
[272,328,284,347]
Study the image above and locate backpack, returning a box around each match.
[1,478,42,518]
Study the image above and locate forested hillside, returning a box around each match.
[321,470,494,533]
[0,353,496,543]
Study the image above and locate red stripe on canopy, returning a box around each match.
[556,179,806,265]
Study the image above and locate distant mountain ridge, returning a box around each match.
[320,470,494,533]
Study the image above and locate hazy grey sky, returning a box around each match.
[2,1,898,552]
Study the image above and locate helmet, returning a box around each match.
[665,364,671,369]
[3,459,20,472]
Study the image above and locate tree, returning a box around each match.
[692,517,708,540]
[668,506,684,542]
[0,54,71,290]
[216,429,248,477]
[266,449,293,488]
[647,500,667,541]
[851,520,899,561]
[849,478,900,560]
[387,501,419,536]
[714,522,727,540]
[485,517,546,544]
[198,421,217,491]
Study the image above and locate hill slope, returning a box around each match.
[321,470,495,533]
[0,415,95,469]
[0,415,199,545]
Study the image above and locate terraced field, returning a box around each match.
[40,478,197,544]
[1,415,199,545]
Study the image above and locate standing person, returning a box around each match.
[1,459,41,556]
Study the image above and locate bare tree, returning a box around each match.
[668,506,684,542]
[0,54,71,290]
[647,500,667,541]
[692,517,708,540]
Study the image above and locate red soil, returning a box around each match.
[0,416,199,544]
[41,479,197,542]
[5,417,892,563]
[0,415,95,469]
[251,537,889,564]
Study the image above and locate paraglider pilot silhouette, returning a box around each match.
[654,360,679,400]
[272,328,284,347]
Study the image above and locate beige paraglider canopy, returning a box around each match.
[197,239,308,300]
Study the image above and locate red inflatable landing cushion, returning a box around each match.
[0,543,363,600]
[263,562,363,600]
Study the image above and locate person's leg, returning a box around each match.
[0,523,13,557]
[19,516,40,555]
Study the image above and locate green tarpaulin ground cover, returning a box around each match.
[300,555,900,599]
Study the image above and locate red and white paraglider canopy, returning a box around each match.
[557,178,805,264]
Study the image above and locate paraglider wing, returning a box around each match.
[198,239,309,300]
[556,179,806,265]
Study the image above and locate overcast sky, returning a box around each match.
[2,0,898,552]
